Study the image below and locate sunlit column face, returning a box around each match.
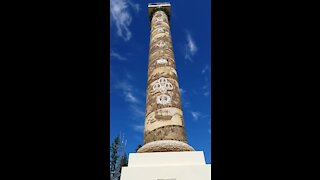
[144,10,187,144]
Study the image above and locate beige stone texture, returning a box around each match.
[138,140,194,153]
[141,8,193,152]
[144,126,187,144]
[145,107,183,132]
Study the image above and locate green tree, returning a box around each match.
[118,153,128,171]
[110,135,120,178]
[110,133,127,180]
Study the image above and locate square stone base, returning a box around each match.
[120,151,211,180]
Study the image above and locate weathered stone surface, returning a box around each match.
[137,140,194,153]
[141,8,194,153]
[144,125,187,144]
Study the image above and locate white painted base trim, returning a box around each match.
[120,151,211,180]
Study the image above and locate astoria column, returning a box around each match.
[138,3,195,153]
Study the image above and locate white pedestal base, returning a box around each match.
[120,151,211,180]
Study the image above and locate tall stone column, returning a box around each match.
[138,3,194,153]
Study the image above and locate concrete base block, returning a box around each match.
[120,151,211,180]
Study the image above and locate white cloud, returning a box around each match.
[129,105,145,118]
[113,72,145,133]
[202,84,209,90]
[203,91,210,97]
[125,92,139,103]
[179,88,191,109]
[115,80,140,103]
[110,50,127,61]
[115,81,133,92]
[202,76,211,97]
[183,101,191,108]
[190,111,210,121]
[133,124,144,133]
[129,105,145,133]
[190,111,201,121]
[184,32,198,61]
[179,88,186,94]
[201,65,210,74]
[127,0,140,12]
[110,0,140,41]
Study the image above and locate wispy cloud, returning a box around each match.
[127,0,140,12]
[110,0,140,41]
[184,31,198,61]
[201,65,210,74]
[190,111,202,121]
[129,105,145,118]
[133,124,144,133]
[190,111,209,122]
[202,85,210,97]
[125,70,133,80]
[115,80,133,92]
[130,104,145,134]
[179,88,186,94]
[179,87,191,109]
[125,92,139,103]
[202,78,211,97]
[201,68,211,97]
[114,78,145,133]
[110,50,127,61]
[115,80,140,103]
[203,91,210,97]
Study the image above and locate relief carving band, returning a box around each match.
[150,35,172,46]
[152,77,173,93]
[154,11,168,21]
[145,107,184,132]
[151,23,170,31]
[147,58,176,77]
[145,81,182,117]
[156,40,167,48]
[151,22,169,30]
[156,94,171,105]
[156,58,168,65]
[151,26,169,36]
[157,27,165,33]
[149,42,172,55]
[155,17,164,23]
[147,67,178,83]
[149,49,174,62]
[151,35,171,45]
[137,3,195,153]
[149,52,174,63]
[150,77,173,105]
[149,56,175,70]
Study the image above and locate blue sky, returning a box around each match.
[110,0,211,163]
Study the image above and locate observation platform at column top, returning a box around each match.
[148,2,171,18]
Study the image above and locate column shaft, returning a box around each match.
[138,8,194,153]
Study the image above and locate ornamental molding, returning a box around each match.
[152,77,173,94]
[156,40,167,48]
[156,94,171,105]
[156,58,168,65]
[152,77,174,105]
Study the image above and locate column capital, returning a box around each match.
[148,2,171,22]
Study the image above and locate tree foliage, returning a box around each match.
[110,133,127,180]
